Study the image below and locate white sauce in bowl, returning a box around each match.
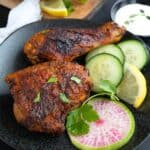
[115,4,150,36]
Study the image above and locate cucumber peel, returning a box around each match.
[118,40,149,69]
[86,44,125,64]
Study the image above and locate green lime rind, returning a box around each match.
[118,40,149,70]
[68,99,135,150]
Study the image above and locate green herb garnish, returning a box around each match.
[63,0,88,13]
[129,14,139,18]
[66,103,99,136]
[71,76,81,84]
[146,16,150,20]
[99,80,116,94]
[124,20,134,25]
[59,93,70,103]
[81,104,99,122]
[140,9,145,14]
[99,80,119,101]
[124,20,130,25]
[63,0,74,13]
[47,77,58,83]
[34,93,41,103]
[66,89,119,136]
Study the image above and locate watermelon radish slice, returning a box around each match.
[68,98,135,150]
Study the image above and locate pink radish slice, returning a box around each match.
[68,98,135,150]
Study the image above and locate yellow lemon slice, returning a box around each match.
[40,0,68,17]
[117,63,147,108]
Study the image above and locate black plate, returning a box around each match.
[0,19,150,150]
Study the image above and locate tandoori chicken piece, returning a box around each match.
[24,22,125,64]
[5,61,91,134]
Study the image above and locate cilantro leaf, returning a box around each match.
[34,93,41,103]
[71,76,81,84]
[99,80,116,94]
[66,108,89,135]
[81,104,99,122]
[66,103,99,136]
[47,77,57,83]
[66,108,81,129]
[67,120,89,136]
[63,0,74,13]
[59,93,70,103]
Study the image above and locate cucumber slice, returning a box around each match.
[86,53,123,92]
[118,40,149,69]
[86,44,125,64]
[68,98,135,150]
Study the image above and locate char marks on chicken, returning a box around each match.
[24,22,125,64]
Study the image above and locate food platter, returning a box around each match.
[0,19,150,150]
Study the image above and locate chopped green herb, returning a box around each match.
[124,20,134,25]
[124,20,130,25]
[146,16,150,20]
[129,14,139,18]
[71,76,81,84]
[66,103,99,136]
[47,77,57,83]
[63,0,74,13]
[34,93,41,103]
[140,9,145,14]
[81,104,99,122]
[59,93,70,103]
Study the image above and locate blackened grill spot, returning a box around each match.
[40,29,84,55]
[56,39,74,55]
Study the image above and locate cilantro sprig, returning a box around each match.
[99,80,119,101]
[66,103,99,136]
[66,80,119,136]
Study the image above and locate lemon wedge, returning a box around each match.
[40,0,68,17]
[117,63,147,108]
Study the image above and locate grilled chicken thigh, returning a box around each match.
[24,22,125,64]
[5,61,91,134]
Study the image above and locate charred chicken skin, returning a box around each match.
[5,61,91,134]
[24,22,125,64]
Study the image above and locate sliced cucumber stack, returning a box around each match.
[86,53,123,92]
[68,98,135,150]
[86,44,125,64]
[118,40,149,69]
